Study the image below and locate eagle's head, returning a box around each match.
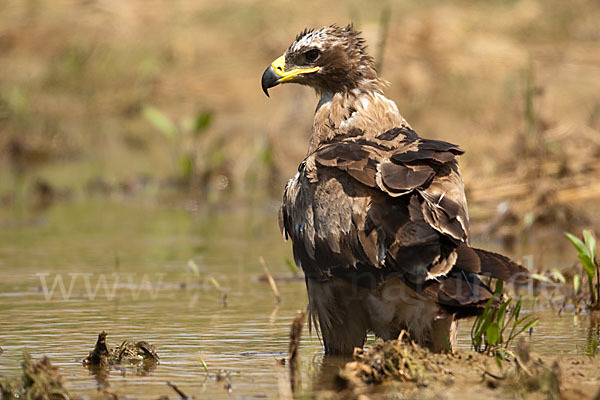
[261,24,381,97]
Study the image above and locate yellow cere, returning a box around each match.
[271,55,321,82]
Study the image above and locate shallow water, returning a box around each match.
[0,199,596,398]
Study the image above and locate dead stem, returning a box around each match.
[260,257,282,304]
[166,381,189,399]
[289,310,306,393]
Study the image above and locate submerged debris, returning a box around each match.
[215,369,232,392]
[0,353,73,400]
[166,381,190,399]
[83,331,159,369]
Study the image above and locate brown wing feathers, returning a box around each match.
[282,125,525,314]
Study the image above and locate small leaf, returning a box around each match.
[193,110,213,135]
[179,156,193,178]
[472,297,496,352]
[199,357,209,373]
[512,317,539,339]
[512,297,522,321]
[143,106,178,138]
[550,268,566,284]
[565,232,591,259]
[573,274,581,295]
[580,254,596,281]
[260,146,274,166]
[476,302,493,337]
[583,230,596,260]
[531,273,551,283]
[521,318,539,332]
[486,322,500,346]
[497,299,510,332]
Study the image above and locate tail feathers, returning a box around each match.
[423,245,528,318]
[455,244,528,283]
[423,272,494,317]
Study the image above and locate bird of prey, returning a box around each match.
[261,24,526,355]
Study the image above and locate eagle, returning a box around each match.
[261,24,526,355]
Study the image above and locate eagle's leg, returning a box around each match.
[306,277,370,355]
[426,314,458,353]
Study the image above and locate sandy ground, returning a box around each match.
[321,338,600,400]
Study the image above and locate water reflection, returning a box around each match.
[0,200,596,398]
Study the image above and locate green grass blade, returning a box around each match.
[497,298,511,336]
[579,254,596,280]
[512,297,522,321]
[583,230,596,260]
[494,279,503,295]
[199,357,209,373]
[573,274,581,295]
[510,317,539,341]
[565,232,591,259]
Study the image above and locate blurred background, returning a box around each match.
[1,0,599,240]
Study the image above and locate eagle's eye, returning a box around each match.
[304,49,320,63]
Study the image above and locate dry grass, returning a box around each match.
[0,0,599,232]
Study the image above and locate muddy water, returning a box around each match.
[0,200,596,398]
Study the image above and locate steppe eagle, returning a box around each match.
[261,24,526,354]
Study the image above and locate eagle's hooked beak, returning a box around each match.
[261,55,321,97]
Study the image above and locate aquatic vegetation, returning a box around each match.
[471,281,539,364]
[83,331,159,370]
[0,353,71,400]
[565,230,599,309]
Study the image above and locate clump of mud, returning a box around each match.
[0,353,73,400]
[83,331,159,370]
[334,337,461,397]
[329,337,600,400]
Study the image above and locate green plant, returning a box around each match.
[471,281,539,365]
[142,105,216,183]
[565,230,599,309]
